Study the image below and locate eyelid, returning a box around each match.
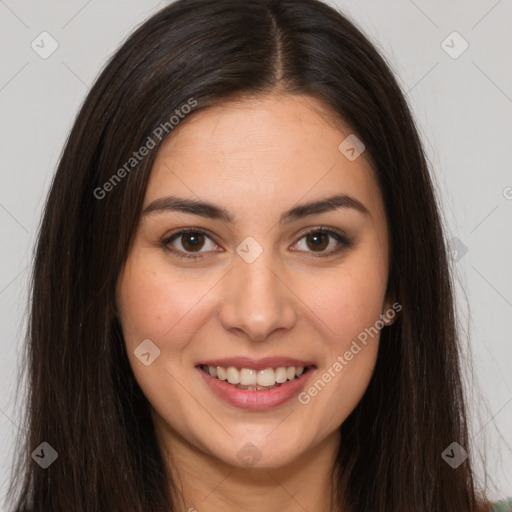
[292,225,353,256]
[161,225,352,260]
[161,227,220,259]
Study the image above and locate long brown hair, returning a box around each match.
[6,0,492,510]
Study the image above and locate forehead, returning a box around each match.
[145,93,384,225]
[159,93,365,162]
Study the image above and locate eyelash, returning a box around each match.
[161,226,353,261]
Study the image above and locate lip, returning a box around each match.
[196,365,316,410]
[196,357,316,371]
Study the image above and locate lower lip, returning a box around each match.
[196,366,316,410]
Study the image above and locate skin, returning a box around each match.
[116,93,395,511]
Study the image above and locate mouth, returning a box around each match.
[197,363,314,391]
[196,362,317,410]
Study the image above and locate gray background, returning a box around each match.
[1,0,511,506]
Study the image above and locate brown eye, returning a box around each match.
[304,231,329,251]
[293,227,352,256]
[162,228,219,260]
[180,231,206,252]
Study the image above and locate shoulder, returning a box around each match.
[490,498,512,511]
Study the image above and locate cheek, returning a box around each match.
[303,260,387,345]
[302,270,385,414]
[292,261,385,429]
[118,241,388,349]
[116,251,210,352]
[116,253,216,412]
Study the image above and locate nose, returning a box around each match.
[218,251,297,342]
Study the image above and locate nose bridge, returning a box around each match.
[219,245,296,341]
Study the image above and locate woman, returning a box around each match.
[5,0,509,510]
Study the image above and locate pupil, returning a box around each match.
[308,232,327,251]
[183,232,203,251]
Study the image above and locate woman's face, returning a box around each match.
[116,93,393,470]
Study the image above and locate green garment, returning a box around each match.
[491,498,512,511]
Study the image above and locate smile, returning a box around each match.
[196,364,316,410]
[200,364,310,390]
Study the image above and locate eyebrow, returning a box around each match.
[142,193,370,223]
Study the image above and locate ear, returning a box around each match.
[381,302,395,326]
[381,283,399,326]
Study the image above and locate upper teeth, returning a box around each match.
[204,365,305,386]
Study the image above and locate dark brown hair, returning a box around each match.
[6,0,492,510]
